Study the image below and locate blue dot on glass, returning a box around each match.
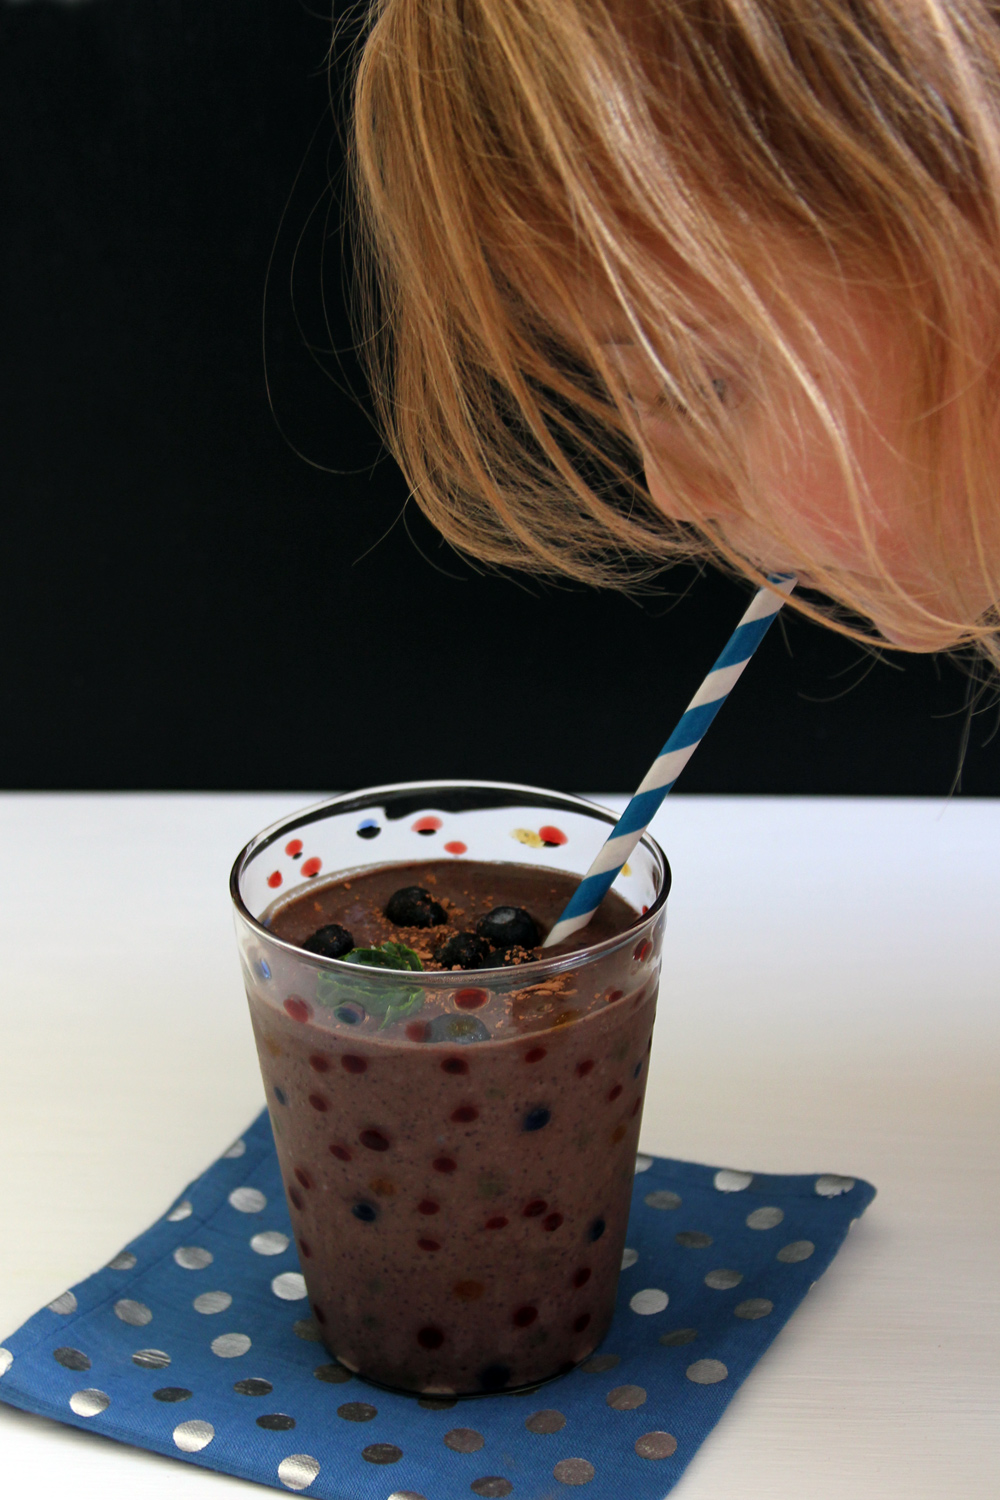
[523,1107,551,1133]
[273,1086,288,1107]
[588,1217,606,1241]
[633,1060,643,1078]
[258,959,272,981]
[479,1363,511,1392]
[357,820,381,840]
[336,1003,365,1026]
[352,1202,378,1223]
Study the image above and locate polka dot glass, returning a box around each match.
[231,783,670,1393]
[0,1111,875,1498]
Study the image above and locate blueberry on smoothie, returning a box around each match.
[303,923,354,958]
[475,906,540,950]
[484,944,534,967]
[436,932,492,970]
[385,886,447,927]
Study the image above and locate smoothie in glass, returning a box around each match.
[231,782,669,1395]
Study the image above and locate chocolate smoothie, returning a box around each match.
[244,858,661,1394]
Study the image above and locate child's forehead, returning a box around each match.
[500,198,810,352]
[544,276,745,354]
[526,228,765,350]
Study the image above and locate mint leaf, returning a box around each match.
[315,941,425,1029]
[374,992,426,1025]
[342,941,424,973]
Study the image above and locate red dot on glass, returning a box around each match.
[418,1238,441,1252]
[284,996,311,1024]
[608,1084,623,1102]
[455,988,487,1011]
[605,989,625,1006]
[451,1105,479,1124]
[301,857,322,878]
[360,1128,390,1152]
[342,1055,367,1074]
[298,1237,312,1258]
[543,1213,564,1232]
[512,1305,538,1328]
[538,825,567,846]
[524,1047,547,1064]
[329,1144,351,1162]
[576,1059,595,1078]
[417,1325,445,1349]
[288,1186,304,1211]
[309,1054,331,1073]
[285,839,303,857]
[641,904,649,915]
[411,816,442,835]
[294,1167,313,1190]
[267,870,282,889]
[485,1216,508,1231]
[572,1267,591,1288]
[406,1021,431,1043]
[444,840,467,855]
[308,1093,329,1113]
[633,939,652,963]
[441,1056,469,1075]
[523,1199,547,1218]
[631,1097,642,1117]
[417,1199,440,1215]
[433,1156,457,1174]
[312,1302,326,1325]
[573,1312,591,1333]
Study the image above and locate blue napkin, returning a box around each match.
[0,1110,874,1498]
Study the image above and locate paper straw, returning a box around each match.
[543,575,796,949]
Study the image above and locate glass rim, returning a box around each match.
[230,778,671,987]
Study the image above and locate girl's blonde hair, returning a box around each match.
[349,0,1000,655]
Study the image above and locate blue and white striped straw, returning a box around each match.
[543,575,796,949]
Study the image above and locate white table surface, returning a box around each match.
[0,793,997,1498]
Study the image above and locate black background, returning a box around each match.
[3,0,998,795]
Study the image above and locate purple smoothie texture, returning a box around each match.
[244,858,662,1394]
